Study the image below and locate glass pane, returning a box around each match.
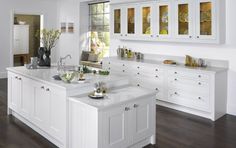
[178,4,189,35]
[159,5,169,35]
[127,8,135,34]
[104,14,110,26]
[97,3,104,14]
[114,9,121,34]
[200,2,212,35]
[104,3,110,13]
[92,14,104,26]
[90,4,97,14]
[142,7,151,34]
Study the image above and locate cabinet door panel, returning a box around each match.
[102,105,129,148]
[48,87,66,142]
[10,75,20,111]
[20,78,32,119]
[196,0,216,40]
[32,84,50,130]
[174,0,194,39]
[111,6,124,37]
[132,98,155,144]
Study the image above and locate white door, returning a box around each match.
[8,73,21,112]
[132,98,155,144]
[196,0,216,40]
[124,4,138,38]
[32,82,50,131]
[19,77,32,120]
[111,5,124,38]
[48,86,66,143]
[13,25,29,55]
[157,1,172,39]
[174,0,194,39]
[139,2,155,39]
[102,105,130,148]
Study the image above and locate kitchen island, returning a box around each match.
[7,66,156,148]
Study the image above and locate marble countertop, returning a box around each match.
[7,66,130,91]
[69,86,156,110]
[108,57,228,73]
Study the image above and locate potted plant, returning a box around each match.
[36,29,61,66]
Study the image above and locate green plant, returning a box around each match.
[36,29,61,51]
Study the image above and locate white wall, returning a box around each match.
[0,0,58,78]
[57,0,81,65]
[109,0,236,116]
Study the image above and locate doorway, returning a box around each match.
[13,14,43,66]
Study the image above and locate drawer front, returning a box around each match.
[133,64,163,75]
[168,69,210,81]
[168,76,210,95]
[134,72,164,82]
[167,89,210,112]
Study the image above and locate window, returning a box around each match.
[89,2,110,59]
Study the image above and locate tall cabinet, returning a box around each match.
[110,0,224,43]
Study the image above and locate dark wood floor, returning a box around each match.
[0,79,236,148]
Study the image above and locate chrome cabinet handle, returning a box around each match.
[134,104,139,108]
[125,107,130,111]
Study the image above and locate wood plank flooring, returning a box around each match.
[0,78,236,148]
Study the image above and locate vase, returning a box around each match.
[44,49,51,67]
[38,47,45,66]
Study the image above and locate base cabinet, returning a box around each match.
[8,71,67,148]
[69,97,156,148]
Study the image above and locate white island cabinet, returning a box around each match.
[68,86,156,148]
[7,66,130,148]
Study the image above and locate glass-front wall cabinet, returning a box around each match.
[178,4,189,35]
[127,7,135,34]
[200,2,212,35]
[142,6,151,35]
[114,9,121,34]
[157,2,171,38]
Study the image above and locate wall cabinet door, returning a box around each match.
[124,5,138,38]
[132,98,155,144]
[139,3,155,39]
[196,0,216,40]
[13,25,29,55]
[157,1,172,39]
[174,0,194,39]
[102,105,130,148]
[111,6,124,38]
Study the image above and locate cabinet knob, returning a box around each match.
[46,88,50,91]
[198,97,202,100]
[198,75,201,78]
[41,86,45,89]
[156,35,159,38]
[125,107,130,111]
[134,104,139,108]
[137,84,140,87]
[151,35,153,37]
[122,70,125,72]
[137,66,140,69]
[174,72,177,74]
[120,34,123,36]
[197,36,200,38]
[125,34,127,36]
[15,76,18,79]
[189,36,192,38]
[198,82,202,85]
[155,75,158,78]
[108,62,111,64]
[122,64,125,66]
[155,69,158,72]
[18,78,21,80]
[137,72,140,75]
[156,88,159,92]
[174,92,178,95]
[174,78,178,81]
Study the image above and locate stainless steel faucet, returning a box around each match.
[57,54,72,73]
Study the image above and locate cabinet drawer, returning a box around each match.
[168,69,210,81]
[134,72,164,81]
[168,76,210,94]
[134,64,163,74]
[168,89,210,112]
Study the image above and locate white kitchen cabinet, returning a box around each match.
[196,0,216,40]
[13,25,29,55]
[110,0,224,43]
[174,0,194,39]
[102,57,228,121]
[69,86,156,148]
[111,6,124,38]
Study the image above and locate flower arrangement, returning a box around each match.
[36,29,61,51]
